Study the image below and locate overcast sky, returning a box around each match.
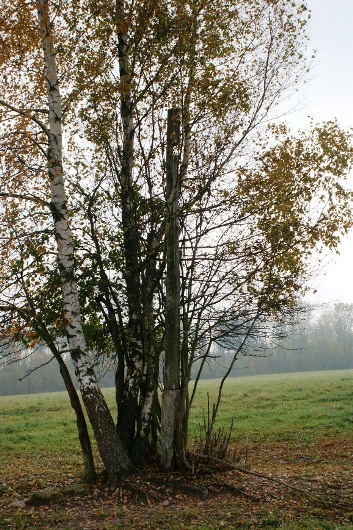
[292,0,353,304]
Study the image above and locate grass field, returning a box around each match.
[1,369,353,529]
[189,370,353,442]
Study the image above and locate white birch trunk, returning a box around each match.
[36,0,132,480]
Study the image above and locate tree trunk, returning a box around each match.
[115,0,144,452]
[161,108,181,470]
[57,357,97,483]
[36,0,133,484]
[40,329,97,482]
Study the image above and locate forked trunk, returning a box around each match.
[56,351,97,483]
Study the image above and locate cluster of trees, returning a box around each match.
[0,0,352,484]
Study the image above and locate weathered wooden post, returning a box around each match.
[161,108,181,470]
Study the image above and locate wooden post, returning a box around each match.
[161,108,181,470]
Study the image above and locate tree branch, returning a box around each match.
[0,192,51,207]
[0,98,50,137]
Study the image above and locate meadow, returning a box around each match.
[1,369,353,529]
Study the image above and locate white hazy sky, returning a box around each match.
[291,0,353,304]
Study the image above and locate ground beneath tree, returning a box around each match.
[2,439,353,529]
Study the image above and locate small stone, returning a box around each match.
[161,499,170,507]
[8,500,26,509]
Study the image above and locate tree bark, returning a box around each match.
[36,0,133,483]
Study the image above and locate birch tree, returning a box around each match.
[0,0,133,484]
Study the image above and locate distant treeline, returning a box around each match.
[1,303,352,396]
[198,302,353,379]
[0,348,115,396]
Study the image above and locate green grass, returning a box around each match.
[1,369,353,457]
[0,392,87,454]
[189,370,353,444]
